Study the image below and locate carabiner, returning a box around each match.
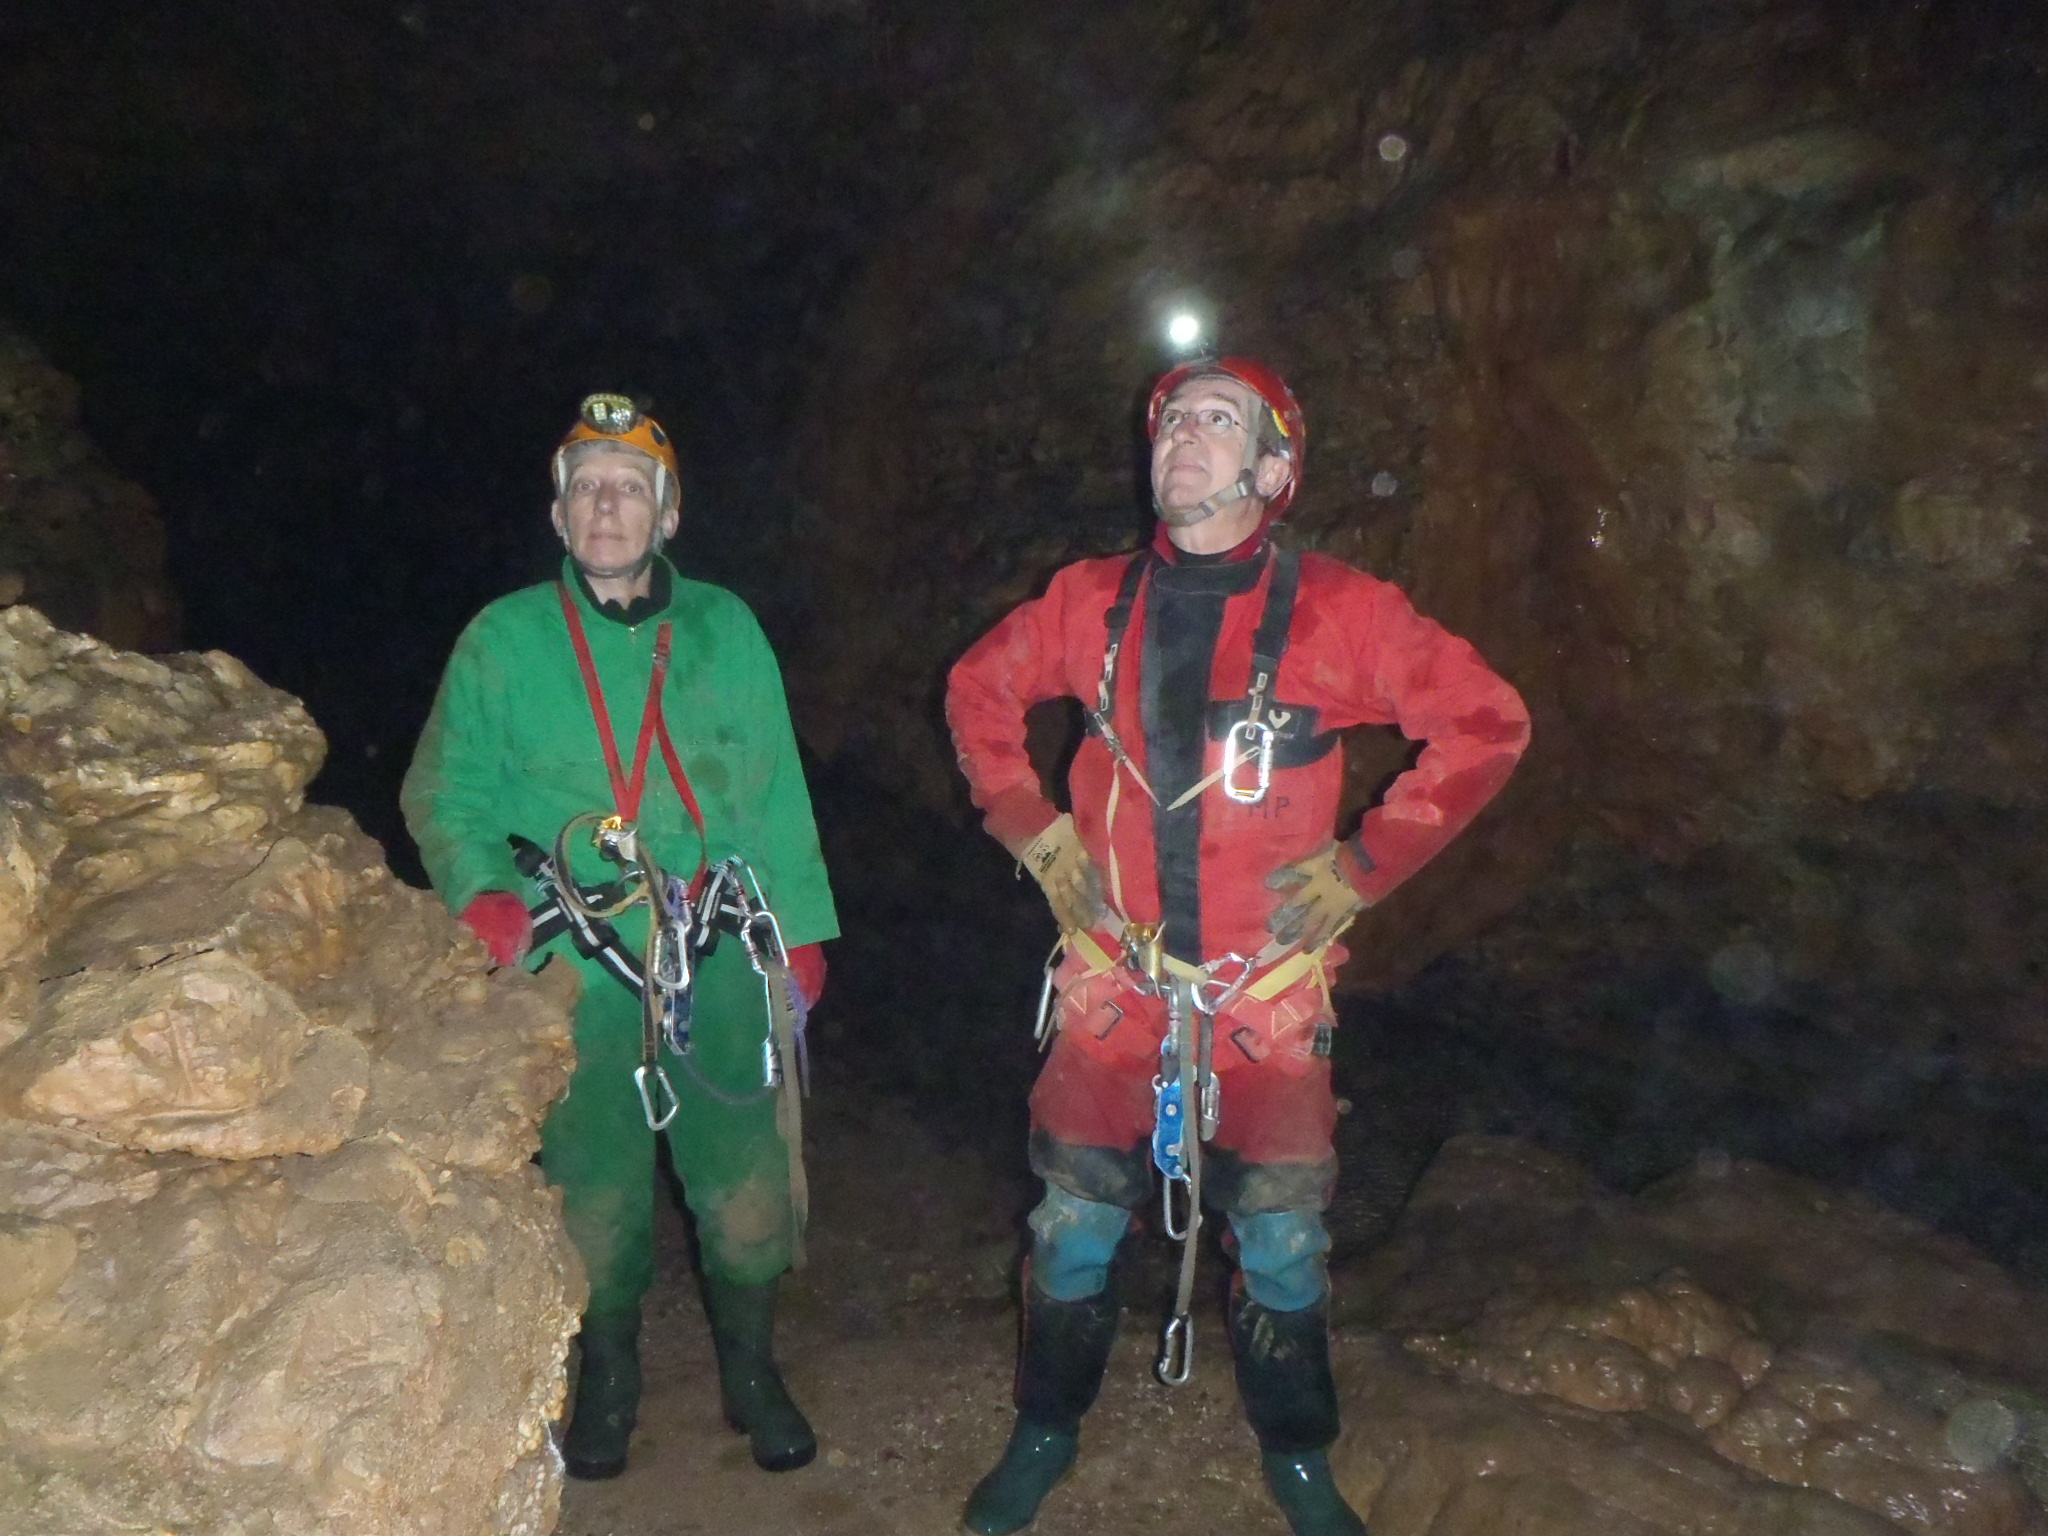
[651,915,691,991]
[1222,718,1276,805]
[1034,952,1060,1047]
[634,1063,679,1131]
[1194,952,1253,1017]
[1163,1171,1196,1242]
[1156,1313,1195,1386]
[596,815,641,865]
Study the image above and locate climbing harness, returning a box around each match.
[1050,543,1329,1383]
[1080,545,1302,919]
[545,583,813,1263]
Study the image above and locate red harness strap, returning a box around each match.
[557,583,709,872]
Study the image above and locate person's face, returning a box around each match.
[1149,377,1292,532]
[551,447,676,573]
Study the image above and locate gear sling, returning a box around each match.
[1041,546,1347,1383]
[532,582,813,1265]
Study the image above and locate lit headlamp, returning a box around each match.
[580,393,645,436]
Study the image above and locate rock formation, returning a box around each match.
[0,328,179,653]
[1335,1136,2048,1535]
[0,605,583,1536]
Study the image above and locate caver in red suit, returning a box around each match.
[946,357,1529,1536]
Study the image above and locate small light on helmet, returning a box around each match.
[1165,312,1204,352]
[579,393,642,435]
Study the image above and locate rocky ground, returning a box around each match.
[563,1045,2048,1536]
[558,1086,1299,1536]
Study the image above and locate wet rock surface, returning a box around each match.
[0,608,583,1536]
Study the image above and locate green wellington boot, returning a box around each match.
[961,1283,1118,1535]
[562,1306,642,1481]
[1231,1292,1368,1535]
[963,1419,1078,1536]
[703,1276,816,1471]
[1261,1450,1367,1536]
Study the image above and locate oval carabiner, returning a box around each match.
[634,1063,680,1131]
[1160,1165,1194,1241]
[1156,1313,1195,1386]
[1034,948,1061,1047]
[1222,719,1275,805]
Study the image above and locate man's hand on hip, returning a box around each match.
[1264,843,1368,951]
[1015,812,1108,934]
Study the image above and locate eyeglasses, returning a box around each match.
[1157,405,1248,439]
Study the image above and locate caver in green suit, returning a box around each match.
[403,395,837,1480]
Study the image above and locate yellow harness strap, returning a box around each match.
[1060,927,1331,1005]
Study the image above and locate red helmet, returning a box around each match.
[1146,356,1306,517]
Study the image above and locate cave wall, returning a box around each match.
[785,0,2048,1066]
[0,326,178,653]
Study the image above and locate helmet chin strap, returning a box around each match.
[1156,465,1261,525]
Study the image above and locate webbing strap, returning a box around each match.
[557,583,708,868]
[1246,548,1300,701]
[1060,925,1332,1005]
[653,714,709,876]
[1098,552,1152,689]
[764,966,811,1269]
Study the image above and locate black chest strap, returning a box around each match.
[1090,545,1300,742]
[1243,547,1300,727]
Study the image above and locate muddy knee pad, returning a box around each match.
[1028,1186,1132,1302]
[1230,1209,1330,1313]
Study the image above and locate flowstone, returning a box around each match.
[1335,1137,2048,1535]
[0,605,584,1536]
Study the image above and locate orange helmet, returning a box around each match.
[553,393,679,508]
[1146,357,1305,517]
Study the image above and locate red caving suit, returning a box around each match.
[946,528,1529,1215]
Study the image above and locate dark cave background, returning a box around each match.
[5,0,2048,1281]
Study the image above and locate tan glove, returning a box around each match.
[1265,842,1367,951]
[1015,813,1108,933]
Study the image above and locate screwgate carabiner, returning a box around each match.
[1222,718,1276,805]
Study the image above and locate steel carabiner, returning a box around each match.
[1156,1312,1195,1386]
[1222,718,1276,805]
[634,1063,680,1131]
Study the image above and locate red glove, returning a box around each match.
[460,891,533,967]
[788,943,827,1010]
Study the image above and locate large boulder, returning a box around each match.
[0,605,583,1536]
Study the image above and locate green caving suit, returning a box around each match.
[404,558,838,1313]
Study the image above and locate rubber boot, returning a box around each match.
[962,1282,1119,1535]
[1230,1291,1367,1536]
[703,1276,817,1471]
[562,1306,642,1481]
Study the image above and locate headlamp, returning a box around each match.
[580,393,644,435]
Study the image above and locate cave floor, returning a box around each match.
[556,1088,1297,1536]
